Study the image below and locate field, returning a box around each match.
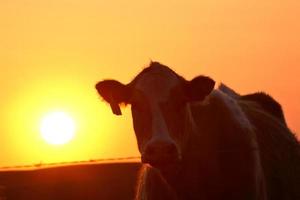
[0,162,141,200]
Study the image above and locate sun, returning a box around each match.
[40,111,76,145]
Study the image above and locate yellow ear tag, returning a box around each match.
[109,95,122,115]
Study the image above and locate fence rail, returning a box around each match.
[0,156,141,171]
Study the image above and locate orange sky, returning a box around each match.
[0,0,299,166]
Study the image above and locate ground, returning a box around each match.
[0,162,140,200]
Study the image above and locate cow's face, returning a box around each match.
[95,63,215,169]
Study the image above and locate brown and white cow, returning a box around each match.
[95,62,300,200]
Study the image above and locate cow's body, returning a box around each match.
[135,88,267,200]
[95,62,300,200]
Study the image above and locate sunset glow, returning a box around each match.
[0,0,299,166]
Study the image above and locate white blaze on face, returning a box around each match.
[135,70,179,147]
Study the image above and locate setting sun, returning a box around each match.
[40,112,76,145]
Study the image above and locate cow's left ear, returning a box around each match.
[184,76,215,101]
[95,80,132,115]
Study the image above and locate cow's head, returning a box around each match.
[95,62,215,169]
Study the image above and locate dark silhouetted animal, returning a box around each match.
[95,62,300,200]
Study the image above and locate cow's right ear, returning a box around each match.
[184,75,215,102]
[95,80,131,115]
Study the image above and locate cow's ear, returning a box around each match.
[95,80,131,115]
[184,76,215,102]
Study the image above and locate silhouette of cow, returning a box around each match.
[95,62,300,200]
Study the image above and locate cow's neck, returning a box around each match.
[164,90,260,198]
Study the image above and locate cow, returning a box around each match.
[95,62,300,200]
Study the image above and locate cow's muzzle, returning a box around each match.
[142,140,181,168]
